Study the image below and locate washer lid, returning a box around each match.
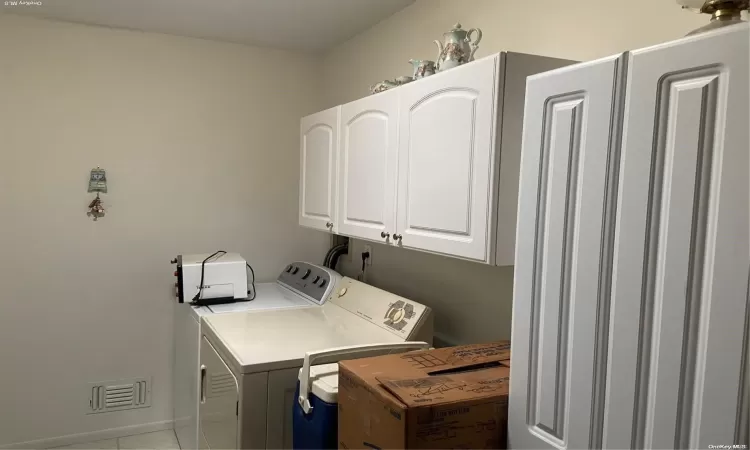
[206,283,311,313]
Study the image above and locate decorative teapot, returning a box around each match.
[434,23,482,71]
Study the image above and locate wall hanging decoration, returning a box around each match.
[87,167,107,221]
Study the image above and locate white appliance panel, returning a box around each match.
[328,277,428,339]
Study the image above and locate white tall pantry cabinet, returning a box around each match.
[510,24,749,450]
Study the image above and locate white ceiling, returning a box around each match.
[1,0,415,52]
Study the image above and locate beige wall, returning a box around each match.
[0,14,328,446]
[323,0,707,104]
[321,0,707,346]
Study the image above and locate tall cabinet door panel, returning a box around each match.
[299,107,339,232]
[396,56,500,262]
[338,92,399,242]
[606,24,749,450]
[509,55,625,450]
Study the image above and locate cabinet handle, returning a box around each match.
[326,222,333,229]
[200,365,207,404]
[393,234,402,242]
[380,231,390,239]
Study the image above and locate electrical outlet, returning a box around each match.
[363,244,372,265]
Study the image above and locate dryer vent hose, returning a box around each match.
[324,243,349,270]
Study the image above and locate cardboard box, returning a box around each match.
[338,341,511,449]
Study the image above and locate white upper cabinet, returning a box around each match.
[299,53,573,264]
[395,56,499,262]
[338,91,399,242]
[299,107,339,233]
[509,55,625,450]
[605,24,749,450]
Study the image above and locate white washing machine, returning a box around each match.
[198,276,434,449]
[173,262,340,450]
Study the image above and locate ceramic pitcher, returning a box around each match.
[434,23,482,71]
[409,59,436,79]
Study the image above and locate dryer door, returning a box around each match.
[199,336,239,450]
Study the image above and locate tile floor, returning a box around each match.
[52,430,180,450]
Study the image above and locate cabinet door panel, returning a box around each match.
[606,24,749,450]
[338,92,398,241]
[300,107,339,232]
[509,55,624,450]
[396,56,499,262]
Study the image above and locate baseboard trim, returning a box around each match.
[0,420,174,449]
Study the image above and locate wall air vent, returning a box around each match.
[87,377,151,414]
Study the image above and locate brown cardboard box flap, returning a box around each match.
[339,341,510,385]
[338,341,511,450]
[377,368,510,407]
[444,341,511,365]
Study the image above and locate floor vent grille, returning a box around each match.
[88,377,151,414]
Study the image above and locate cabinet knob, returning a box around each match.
[326,222,333,229]
[381,231,390,239]
[393,234,402,242]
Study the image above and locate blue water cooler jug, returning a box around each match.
[292,342,430,450]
